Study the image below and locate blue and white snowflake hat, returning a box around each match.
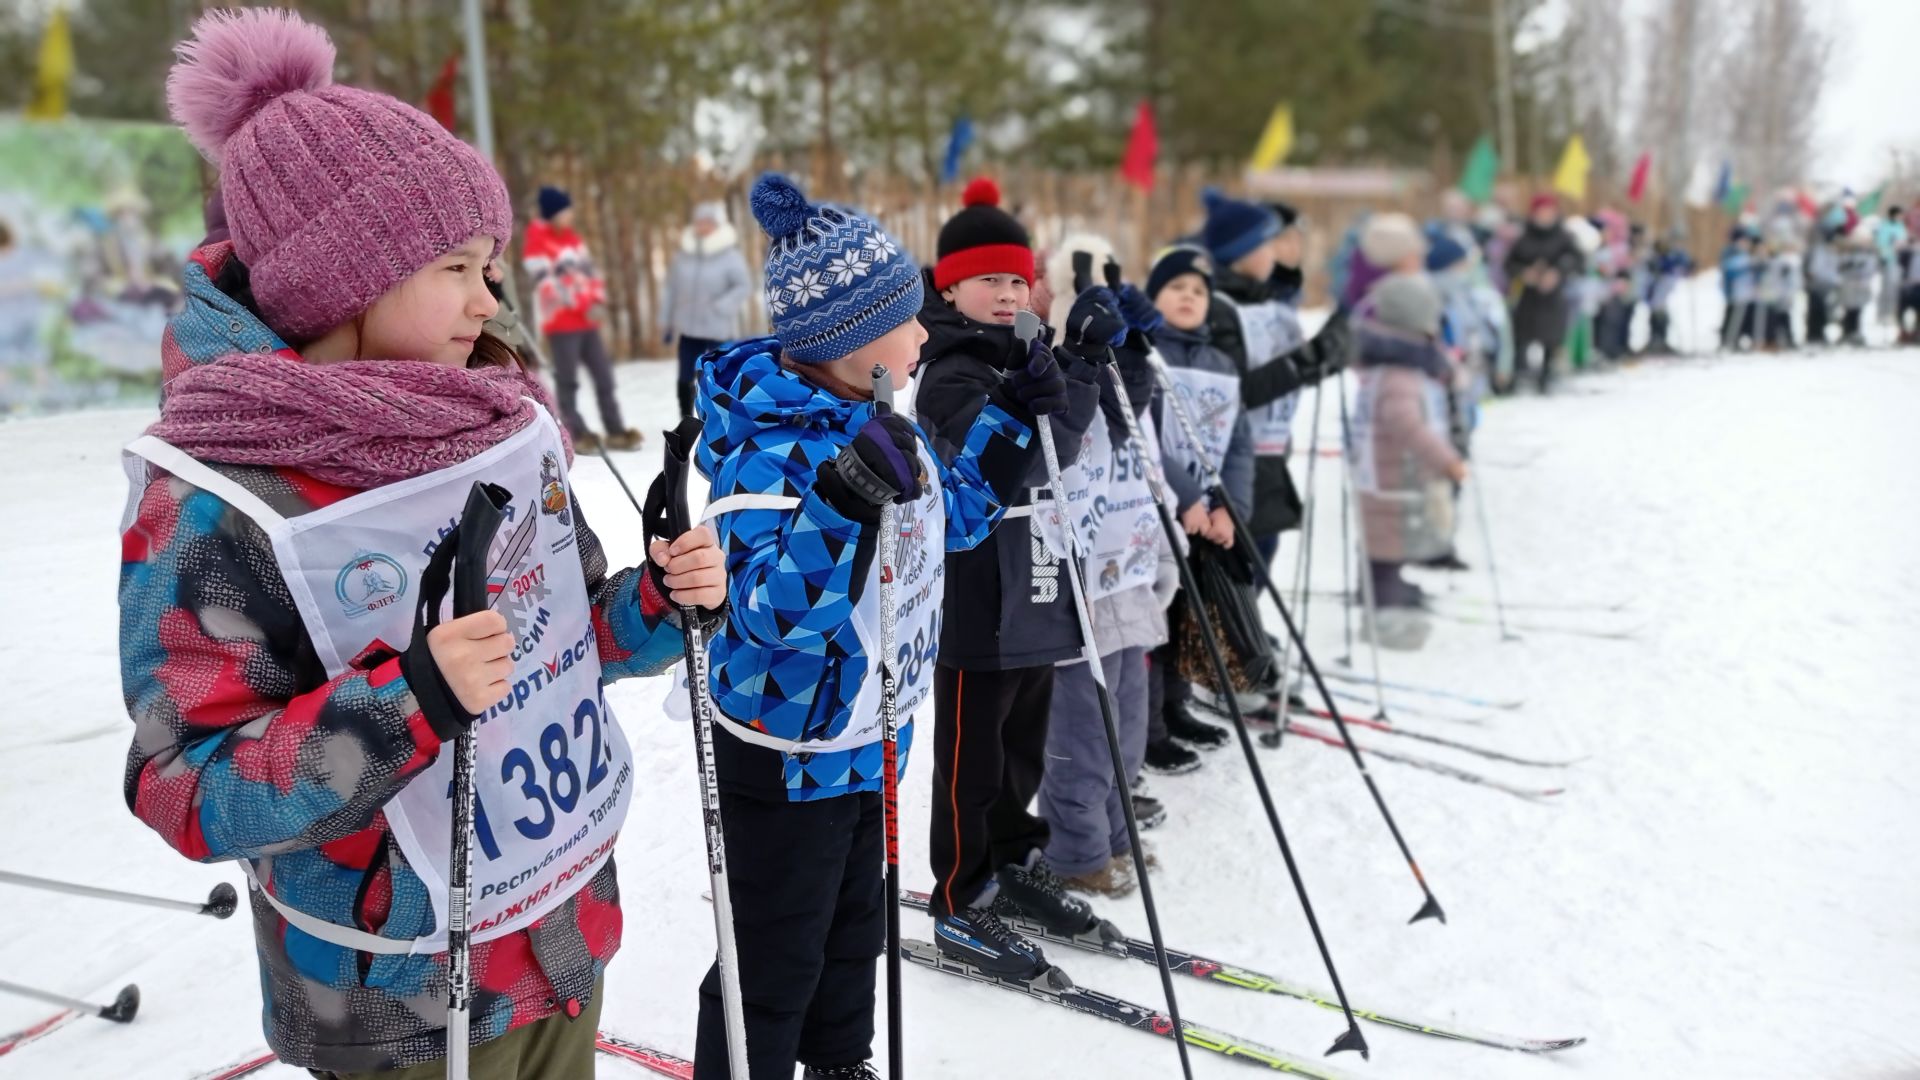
[750,172,924,363]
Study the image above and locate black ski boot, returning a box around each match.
[1143,736,1200,775]
[997,850,1106,937]
[933,888,1050,980]
[804,1064,881,1080]
[1165,700,1230,749]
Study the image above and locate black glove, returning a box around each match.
[1114,338,1157,419]
[817,413,926,523]
[1063,287,1128,352]
[1116,283,1164,335]
[1295,308,1353,383]
[992,335,1071,418]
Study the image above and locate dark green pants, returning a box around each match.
[310,984,603,1080]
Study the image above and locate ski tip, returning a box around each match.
[1326,1025,1369,1059]
[1531,1036,1588,1053]
[100,984,140,1024]
[204,881,240,919]
[1410,895,1447,925]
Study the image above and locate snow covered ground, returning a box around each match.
[4,297,1919,1077]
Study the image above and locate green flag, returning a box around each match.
[1459,134,1498,203]
[1859,185,1885,216]
[1721,181,1750,215]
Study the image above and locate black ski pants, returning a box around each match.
[693,790,883,1078]
[927,664,1054,918]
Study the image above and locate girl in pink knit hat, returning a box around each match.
[119,9,725,1075]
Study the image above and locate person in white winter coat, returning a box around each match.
[662,201,753,416]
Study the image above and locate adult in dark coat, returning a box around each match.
[1502,194,1584,393]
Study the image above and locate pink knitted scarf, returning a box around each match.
[147,351,570,489]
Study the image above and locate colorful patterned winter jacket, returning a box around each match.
[120,243,686,1072]
[694,337,1035,801]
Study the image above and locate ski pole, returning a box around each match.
[1104,345,1367,1060]
[870,364,907,1080]
[444,481,511,1080]
[0,870,238,919]
[1469,469,1518,643]
[1153,350,1445,925]
[0,979,139,1024]
[1260,375,1327,751]
[1334,377,1394,724]
[632,420,754,1079]
[1335,373,1356,668]
[1019,308,1194,1079]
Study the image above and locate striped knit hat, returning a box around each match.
[166,8,512,344]
[749,172,923,363]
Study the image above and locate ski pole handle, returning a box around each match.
[452,482,510,617]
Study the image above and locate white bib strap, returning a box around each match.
[242,864,433,956]
[126,436,288,530]
[712,711,814,754]
[702,493,802,521]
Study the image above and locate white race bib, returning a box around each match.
[126,407,633,952]
[1159,364,1239,496]
[1079,414,1163,601]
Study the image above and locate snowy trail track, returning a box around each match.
[2,329,1917,1077]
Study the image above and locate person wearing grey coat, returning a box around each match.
[662,202,753,416]
[1037,410,1179,894]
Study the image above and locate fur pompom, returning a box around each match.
[167,8,336,162]
[961,176,1001,208]
[750,172,816,241]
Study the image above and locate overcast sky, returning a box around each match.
[1813,0,1920,184]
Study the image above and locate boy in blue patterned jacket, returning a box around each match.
[690,173,1064,1079]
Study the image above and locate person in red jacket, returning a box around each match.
[523,186,642,452]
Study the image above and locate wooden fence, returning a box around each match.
[539,160,1745,362]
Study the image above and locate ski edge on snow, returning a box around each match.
[901,937,1357,1077]
[902,891,1585,1055]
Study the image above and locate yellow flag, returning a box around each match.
[1249,103,1294,172]
[26,7,74,121]
[1552,135,1591,200]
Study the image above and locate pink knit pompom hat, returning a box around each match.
[166,7,512,343]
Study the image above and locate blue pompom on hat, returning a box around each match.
[1200,187,1281,267]
[537,185,572,221]
[749,172,924,363]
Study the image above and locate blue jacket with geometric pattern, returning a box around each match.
[694,336,1036,801]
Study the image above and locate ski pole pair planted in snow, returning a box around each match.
[1150,324,1448,926]
[1076,254,1368,1059]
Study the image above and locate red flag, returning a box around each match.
[1627,152,1651,203]
[424,52,459,132]
[1120,100,1158,191]
[1794,189,1819,219]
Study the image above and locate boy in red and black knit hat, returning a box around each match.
[911,178,1125,978]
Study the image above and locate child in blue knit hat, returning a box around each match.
[687,173,1068,1079]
